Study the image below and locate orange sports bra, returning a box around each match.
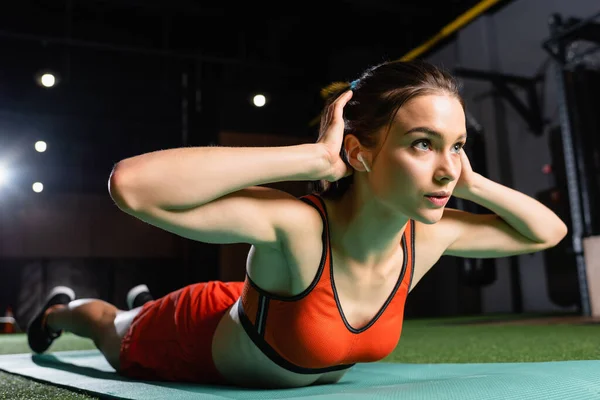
[238,193,415,374]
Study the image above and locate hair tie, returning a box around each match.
[349,79,360,90]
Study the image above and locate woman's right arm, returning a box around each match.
[108,144,331,247]
[109,90,352,248]
[110,144,330,211]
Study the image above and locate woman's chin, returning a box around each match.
[414,208,445,225]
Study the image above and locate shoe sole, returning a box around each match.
[27,286,76,354]
[46,286,76,303]
[126,284,150,310]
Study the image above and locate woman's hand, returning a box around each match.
[453,149,481,199]
[316,90,354,182]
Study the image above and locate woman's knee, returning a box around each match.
[75,301,117,334]
[69,299,117,321]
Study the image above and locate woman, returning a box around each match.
[27,60,567,388]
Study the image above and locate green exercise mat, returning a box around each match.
[0,350,599,399]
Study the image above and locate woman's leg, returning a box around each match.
[45,299,141,370]
[27,286,143,372]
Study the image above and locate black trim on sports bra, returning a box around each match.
[408,220,416,290]
[243,194,328,302]
[256,294,269,337]
[237,193,414,374]
[319,192,414,334]
[238,193,356,374]
[331,230,409,333]
[237,302,356,374]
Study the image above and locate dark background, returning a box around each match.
[0,0,508,197]
[6,0,584,328]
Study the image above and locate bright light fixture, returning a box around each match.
[32,182,44,193]
[35,141,47,152]
[253,94,266,107]
[40,74,56,88]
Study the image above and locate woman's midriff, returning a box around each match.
[211,300,348,388]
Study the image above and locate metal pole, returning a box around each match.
[485,15,523,313]
[549,14,591,316]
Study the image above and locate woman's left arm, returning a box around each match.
[439,152,568,258]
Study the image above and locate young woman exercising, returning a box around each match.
[27,60,567,388]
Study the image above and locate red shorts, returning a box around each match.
[119,281,244,385]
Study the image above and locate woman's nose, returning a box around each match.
[434,154,459,183]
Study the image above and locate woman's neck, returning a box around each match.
[321,188,409,268]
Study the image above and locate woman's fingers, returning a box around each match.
[320,90,353,134]
[331,90,353,126]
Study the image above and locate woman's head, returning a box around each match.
[314,59,466,223]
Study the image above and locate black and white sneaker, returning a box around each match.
[27,286,76,354]
[126,284,154,310]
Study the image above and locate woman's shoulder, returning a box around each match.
[280,192,327,243]
[249,192,326,294]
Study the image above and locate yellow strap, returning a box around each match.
[399,0,503,61]
[310,0,505,126]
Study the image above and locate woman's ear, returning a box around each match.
[357,153,371,172]
[344,134,371,172]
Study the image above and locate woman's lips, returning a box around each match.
[425,195,450,207]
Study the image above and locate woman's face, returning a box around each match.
[368,94,467,224]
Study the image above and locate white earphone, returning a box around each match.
[357,153,371,172]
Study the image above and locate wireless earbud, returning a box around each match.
[357,153,371,172]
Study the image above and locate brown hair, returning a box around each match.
[312,59,464,199]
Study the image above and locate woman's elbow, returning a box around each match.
[108,162,139,212]
[548,220,569,247]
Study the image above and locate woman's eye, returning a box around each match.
[413,140,465,152]
[453,142,465,153]
[413,140,430,151]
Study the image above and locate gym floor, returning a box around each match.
[0,312,598,400]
